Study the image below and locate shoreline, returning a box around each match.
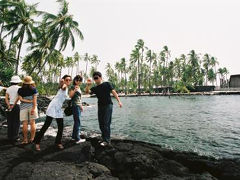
[0,125,240,179]
[83,91,240,98]
[1,91,240,100]
[116,91,240,97]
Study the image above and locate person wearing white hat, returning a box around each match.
[5,76,22,142]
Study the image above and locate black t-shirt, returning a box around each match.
[90,82,114,105]
[18,87,37,97]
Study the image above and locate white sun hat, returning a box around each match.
[10,76,22,83]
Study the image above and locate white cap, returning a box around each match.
[10,76,22,83]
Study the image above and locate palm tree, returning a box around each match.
[187,50,205,86]
[136,39,145,91]
[115,61,121,78]
[130,46,141,94]
[65,56,73,75]
[210,56,219,86]
[203,54,211,85]
[163,46,170,68]
[146,49,154,93]
[27,24,52,75]
[106,63,113,79]
[0,37,16,67]
[218,67,229,87]
[207,68,216,86]
[1,0,41,74]
[106,63,118,88]
[0,0,9,39]
[89,66,96,78]
[120,57,127,94]
[36,0,84,75]
[83,53,90,80]
[74,52,80,75]
[159,50,166,86]
[91,54,100,69]
[57,53,65,81]
[222,67,229,81]
[218,68,224,87]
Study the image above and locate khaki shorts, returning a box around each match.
[20,108,38,121]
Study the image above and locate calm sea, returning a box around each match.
[38,95,240,159]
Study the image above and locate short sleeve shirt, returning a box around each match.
[18,87,38,110]
[90,82,114,105]
[70,86,82,106]
[6,85,21,104]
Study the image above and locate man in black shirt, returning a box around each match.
[86,71,122,146]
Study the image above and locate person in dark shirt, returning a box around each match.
[17,76,38,144]
[86,71,122,146]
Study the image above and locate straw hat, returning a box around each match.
[23,76,35,85]
[10,76,22,83]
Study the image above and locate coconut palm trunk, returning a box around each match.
[149,59,152,94]
[0,22,4,39]
[7,30,15,57]
[137,57,140,94]
[15,29,25,74]
[36,48,55,75]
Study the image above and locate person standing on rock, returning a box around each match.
[5,76,22,143]
[69,75,86,144]
[85,71,122,146]
[17,76,38,144]
[34,75,72,151]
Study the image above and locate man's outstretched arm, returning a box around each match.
[112,90,122,108]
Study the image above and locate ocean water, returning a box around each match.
[38,95,240,159]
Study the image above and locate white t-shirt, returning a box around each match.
[6,85,21,104]
[0,86,5,92]
[46,88,68,118]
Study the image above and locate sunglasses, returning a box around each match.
[65,79,72,82]
[93,76,99,80]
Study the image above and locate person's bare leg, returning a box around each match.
[30,119,36,142]
[22,121,28,144]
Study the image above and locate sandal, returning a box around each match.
[56,144,64,150]
[21,140,28,145]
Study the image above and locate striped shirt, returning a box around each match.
[18,87,38,110]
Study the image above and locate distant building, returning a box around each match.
[229,74,240,88]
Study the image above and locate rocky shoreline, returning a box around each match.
[0,125,240,180]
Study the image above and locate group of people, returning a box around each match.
[4,71,122,151]
[5,76,38,144]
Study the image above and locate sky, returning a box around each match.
[25,0,240,78]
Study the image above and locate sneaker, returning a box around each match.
[100,141,109,147]
[75,139,86,144]
[98,140,103,144]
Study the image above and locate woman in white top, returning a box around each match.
[5,76,22,142]
[34,75,72,151]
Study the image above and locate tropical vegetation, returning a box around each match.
[106,39,229,94]
[0,0,229,95]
